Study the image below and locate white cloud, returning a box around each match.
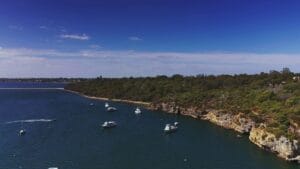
[0,47,300,77]
[60,34,90,40]
[129,36,142,41]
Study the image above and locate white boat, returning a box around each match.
[102,121,117,128]
[105,102,109,108]
[164,124,178,133]
[90,103,94,106]
[134,107,141,114]
[19,129,26,136]
[48,167,58,169]
[107,106,117,112]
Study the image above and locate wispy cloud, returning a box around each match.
[39,25,48,30]
[129,36,142,41]
[8,25,23,31]
[0,47,299,77]
[60,34,90,40]
[89,44,102,49]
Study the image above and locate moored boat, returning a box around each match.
[102,121,117,128]
[134,107,141,114]
[19,129,26,136]
[164,124,178,133]
[107,106,117,112]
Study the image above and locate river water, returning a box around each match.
[0,83,298,169]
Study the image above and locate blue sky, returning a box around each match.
[1,0,300,77]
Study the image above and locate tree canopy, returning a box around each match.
[65,69,300,140]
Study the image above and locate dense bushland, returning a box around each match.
[65,68,300,139]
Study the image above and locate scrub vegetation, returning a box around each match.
[65,68,300,140]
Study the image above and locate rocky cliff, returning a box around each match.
[249,125,300,162]
[148,102,255,133]
[148,102,300,163]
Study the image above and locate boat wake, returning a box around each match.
[5,119,55,124]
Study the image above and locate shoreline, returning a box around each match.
[64,88,300,163]
[64,89,151,106]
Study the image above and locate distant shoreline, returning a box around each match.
[64,89,151,106]
[0,88,64,90]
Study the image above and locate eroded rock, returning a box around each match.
[249,125,299,162]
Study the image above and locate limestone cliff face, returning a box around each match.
[148,102,300,163]
[148,102,204,118]
[290,120,300,138]
[201,110,255,133]
[149,103,254,133]
[249,125,300,161]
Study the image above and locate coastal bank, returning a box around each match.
[65,89,300,163]
[64,71,300,163]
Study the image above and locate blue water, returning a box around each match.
[0,83,298,169]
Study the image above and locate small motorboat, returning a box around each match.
[48,167,58,169]
[134,107,141,114]
[102,121,117,128]
[174,122,179,126]
[105,102,109,108]
[19,129,26,136]
[90,103,94,106]
[107,106,117,112]
[164,124,178,133]
[236,134,242,138]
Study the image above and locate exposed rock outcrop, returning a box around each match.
[148,102,205,118]
[249,125,300,162]
[149,103,254,133]
[201,110,255,133]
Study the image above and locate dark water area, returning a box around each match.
[0,86,298,169]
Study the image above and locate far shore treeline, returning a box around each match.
[0,78,88,83]
[65,68,300,140]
